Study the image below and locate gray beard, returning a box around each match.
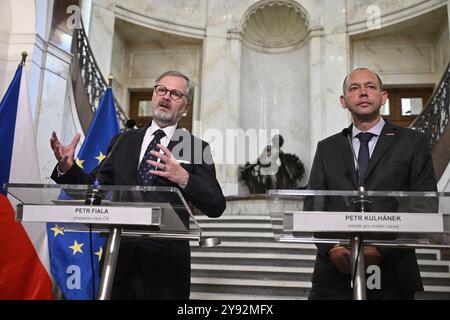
[153,109,179,126]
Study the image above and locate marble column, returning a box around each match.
[308,35,323,163]
[225,29,243,195]
[201,33,230,192]
[448,0,450,41]
[0,0,12,95]
[30,0,52,126]
[80,0,93,36]
[306,1,349,180]
[200,5,242,195]
[0,0,37,99]
[321,0,349,138]
[0,0,54,159]
[35,43,80,183]
[88,0,115,78]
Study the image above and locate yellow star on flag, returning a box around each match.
[95,151,106,164]
[95,247,103,262]
[76,158,85,169]
[69,240,84,255]
[49,225,65,237]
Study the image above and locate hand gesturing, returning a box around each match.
[147,144,189,188]
[50,131,81,173]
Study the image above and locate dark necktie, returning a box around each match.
[138,129,166,185]
[356,132,375,185]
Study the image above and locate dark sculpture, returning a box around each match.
[240,135,305,193]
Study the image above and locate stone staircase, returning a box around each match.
[189,214,450,300]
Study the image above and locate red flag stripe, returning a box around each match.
[0,195,53,299]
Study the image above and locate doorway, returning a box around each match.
[382,87,434,128]
[129,89,193,132]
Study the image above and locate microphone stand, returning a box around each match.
[349,186,373,300]
[85,180,103,205]
[82,119,136,300]
[343,127,374,300]
[85,119,136,206]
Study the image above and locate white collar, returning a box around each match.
[148,121,177,140]
[352,117,385,138]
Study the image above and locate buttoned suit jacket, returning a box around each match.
[306,119,437,293]
[52,125,226,290]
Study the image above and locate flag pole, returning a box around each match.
[108,75,113,88]
[21,51,28,66]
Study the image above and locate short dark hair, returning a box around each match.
[155,70,194,105]
[342,68,383,95]
[272,134,284,148]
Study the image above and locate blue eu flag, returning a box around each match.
[47,88,120,299]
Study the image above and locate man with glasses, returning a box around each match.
[50,70,226,299]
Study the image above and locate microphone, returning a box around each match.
[342,127,360,189]
[85,119,136,205]
[94,119,136,185]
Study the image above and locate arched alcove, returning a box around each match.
[242,1,310,53]
[239,1,312,183]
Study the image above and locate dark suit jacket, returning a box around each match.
[51,126,226,289]
[306,119,437,293]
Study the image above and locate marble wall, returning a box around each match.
[111,31,127,110]
[352,35,440,85]
[80,0,93,35]
[0,36,9,98]
[117,0,208,28]
[1,0,450,192]
[437,21,450,70]
[77,0,450,194]
[315,0,349,145]
[0,0,82,183]
[125,44,201,90]
[0,0,49,127]
[0,0,37,98]
[88,2,116,77]
[349,1,449,86]
[0,0,11,96]
[35,44,80,183]
[239,44,311,183]
[114,40,202,122]
[346,0,446,27]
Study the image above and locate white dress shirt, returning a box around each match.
[138,121,177,166]
[352,117,385,160]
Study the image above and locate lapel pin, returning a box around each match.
[386,133,395,136]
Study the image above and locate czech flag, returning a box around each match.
[0,63,53,299]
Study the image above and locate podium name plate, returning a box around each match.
[16,204,161,226]
[288,211,444,233]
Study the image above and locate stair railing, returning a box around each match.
[72,18,128,131]
[410,60,450,181]
[410,60,450,145]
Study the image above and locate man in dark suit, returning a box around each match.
[50,70,226,299]
[307,68,437,300]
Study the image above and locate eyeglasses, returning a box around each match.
[153,85,187,101]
